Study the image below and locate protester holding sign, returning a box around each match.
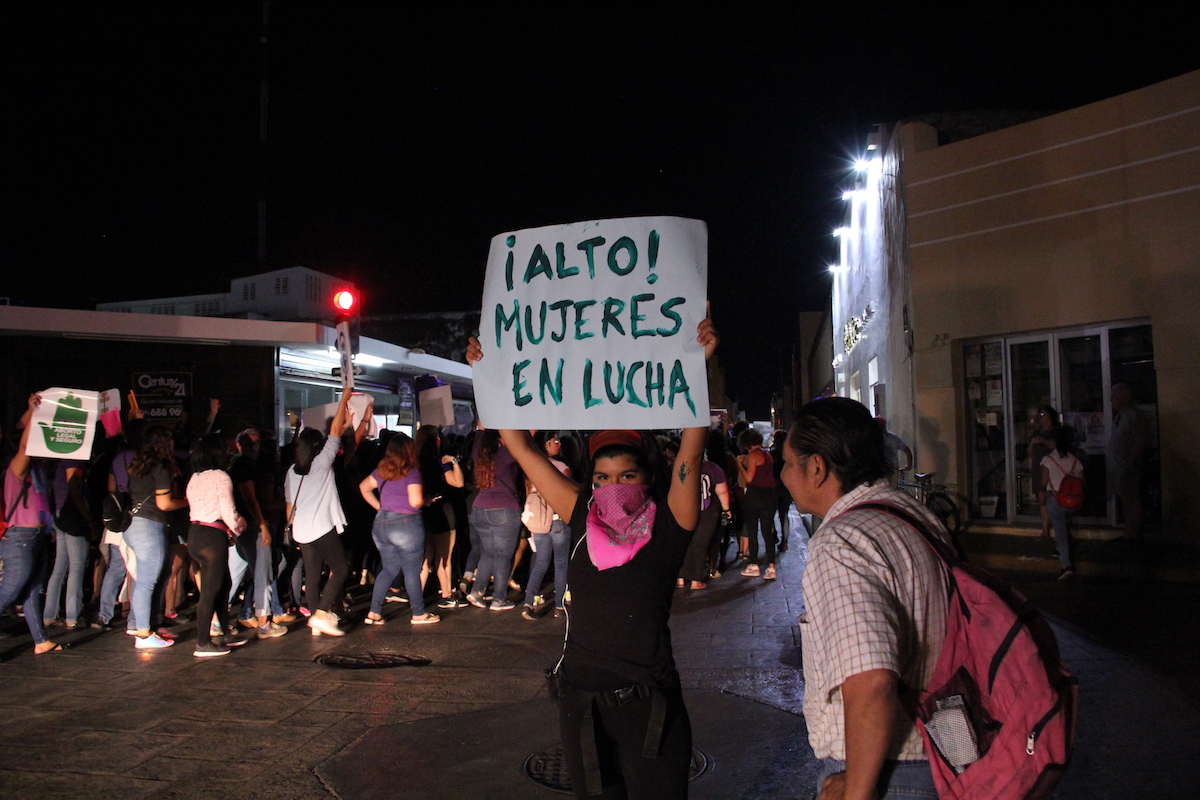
[466,316,718,799]
[1,394,62,655]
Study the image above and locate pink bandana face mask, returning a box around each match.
[586,483,657,570]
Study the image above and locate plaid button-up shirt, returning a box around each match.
[800,481,950,760]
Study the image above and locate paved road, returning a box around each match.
[2,512,1198,799]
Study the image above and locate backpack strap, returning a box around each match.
[846,501,959,566]
[4,478,33,523]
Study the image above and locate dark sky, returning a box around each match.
[5,6,1197,417]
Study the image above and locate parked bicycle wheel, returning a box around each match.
[926,491,963,535]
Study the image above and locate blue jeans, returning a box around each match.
[96,544,127,624]
[0,525,52,645]
[818,758,937,799]
[44,528,89,623]
[228,537,283,620]
[371,511,427,616]
[464,515,482,577]
[1046,494,1073,569]
[469,507,521,601]
[123,516,167,631]
[523,520,569,608]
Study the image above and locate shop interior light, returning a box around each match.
[353,353,389,368]
[853,158,870,172]
[833,227,850,237]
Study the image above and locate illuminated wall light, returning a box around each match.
[833,227,849,237]
[853,158,869,172]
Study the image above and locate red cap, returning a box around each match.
[588,430,645,459]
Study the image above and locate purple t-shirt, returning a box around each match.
[4,465,50,529]
[372,468,422,514]
[701,461,727,511]
[473,440,521,510]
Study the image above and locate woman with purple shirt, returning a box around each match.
[359,433,438,624]
[1,394,61,654]
[465,429,523,611]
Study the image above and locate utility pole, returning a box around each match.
[257,0,270,262]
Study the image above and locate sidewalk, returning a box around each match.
[2,511,1198,798]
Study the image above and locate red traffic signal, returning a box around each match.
[332,289,357,314]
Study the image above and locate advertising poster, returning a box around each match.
[473,216,709,430]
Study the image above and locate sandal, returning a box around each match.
[34,642,63,655]
[363,615,386,626]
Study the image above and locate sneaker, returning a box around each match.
[154,627,176,641]
[553,607,564,619]
[385,592,410,604]
[563,590,571,604]
[193,642,232,658]
[741,564,761,577]
[308,611,345,637]
[465,592,489,609]
[521,606,538,621]
[135,632,174,650]
[90,619,119,631]
[298,606,312,617]
[222,631,254,647]
[489,600,516,612]
[410,612,441,625]
[763,566,777,580]
[1058,568,1075,581]
[257,621,288,639]
[272,613,297,624]
[438,594,466,609]
[532,594,546,608]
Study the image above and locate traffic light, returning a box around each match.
[331,287,360,355]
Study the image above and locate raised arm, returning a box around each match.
[666,317,719,530]
[329,390,353,438]
[10,393,40,480]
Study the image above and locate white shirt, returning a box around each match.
[284,435,347,544]
[800,481,950,761]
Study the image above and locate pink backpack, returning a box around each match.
[851,502,1078,799]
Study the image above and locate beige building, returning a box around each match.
[833,70,1200,542]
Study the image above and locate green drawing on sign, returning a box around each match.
[38,392,88,454]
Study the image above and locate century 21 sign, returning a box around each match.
[131,372,192,420]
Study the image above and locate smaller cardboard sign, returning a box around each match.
[26,387,100,460]
[419,385,454,428]
[99,388,123,437]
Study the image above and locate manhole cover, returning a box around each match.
[523,744,709,793]
[313,652,432,669]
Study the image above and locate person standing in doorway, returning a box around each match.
[1107,384,1146,542]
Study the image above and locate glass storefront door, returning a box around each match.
[965,321,1157,527]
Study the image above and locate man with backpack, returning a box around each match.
[784,397,1076,800]
[782,397,947,799]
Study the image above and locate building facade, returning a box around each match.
[833,70,1200,541]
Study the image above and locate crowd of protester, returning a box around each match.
[1,389,796,659]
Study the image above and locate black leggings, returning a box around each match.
[187,524,231,645]
[559,686,692,800]
[300,530,349,613]
[742,485,777,566]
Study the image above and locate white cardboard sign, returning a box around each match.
[474,216,708,430]
[25,387,100,460]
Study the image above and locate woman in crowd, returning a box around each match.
[1,394,61,655]
[185,434,247,657]
[415,424,465,610]
[736,428,778,580]
[92,418,146,631]
[360,432,439,625]
[467,318,718,799]
[520,431,571,619]
[1040,425,1084,581]
[1029,406,1059,540]
[125,424,189,649]
[285,391,353,636]
[43,454,99,629]
[464,429,523,611]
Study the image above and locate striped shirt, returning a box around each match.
[800,481,950,761]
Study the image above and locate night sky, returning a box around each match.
[6,6,1197,417]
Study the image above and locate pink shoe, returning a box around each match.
[740,564,761,577]
[763,566,777,580]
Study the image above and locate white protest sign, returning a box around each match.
[419,385,454,428]
[475,216,708,430]
[25,387,100,461]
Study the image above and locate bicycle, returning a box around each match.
[897,472,970,536]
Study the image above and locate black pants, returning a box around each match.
[679,504,719,584]
[742,485,777,566]
[559,685,692,799]
[300,530,349,613]
[186,524,231,645]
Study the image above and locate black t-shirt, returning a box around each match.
[129,463,173,524]
[562,487,693,692]
[228,454,258,524]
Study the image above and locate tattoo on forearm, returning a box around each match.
[677,463,690,484]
